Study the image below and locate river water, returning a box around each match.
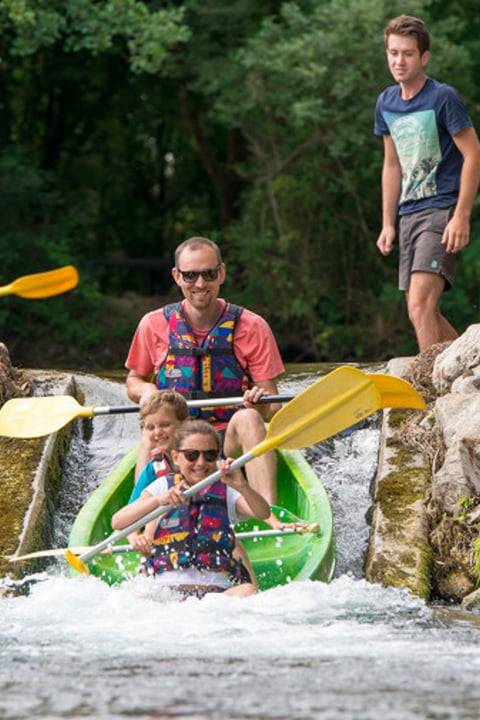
[1,368,480,720]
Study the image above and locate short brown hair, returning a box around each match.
[139,389,189,423]
[173,419,221,452]
[174,237,222,268]
[384,15,430,55]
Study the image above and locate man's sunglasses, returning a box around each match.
[176,265,222,283]
[176,448,219,462]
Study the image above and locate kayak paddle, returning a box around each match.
[6,524,321,563]
[0,394,293,439]
[65,366,424,574]
[0,370,424,439]
[0,266,79,299]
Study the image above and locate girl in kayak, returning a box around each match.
[112,419,269,597]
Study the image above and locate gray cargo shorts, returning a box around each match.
[398,206,456,292]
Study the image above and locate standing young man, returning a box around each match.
[375,15,480,351]
[125,236,286,527]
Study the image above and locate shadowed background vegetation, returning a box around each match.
[0,0,479,368]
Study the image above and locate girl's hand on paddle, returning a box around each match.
[218,457,246,490]
[220,458,271,520]
[161,481,189,507]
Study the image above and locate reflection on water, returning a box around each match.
[1,366,480,720]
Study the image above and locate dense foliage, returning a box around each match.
[0,0,479,364]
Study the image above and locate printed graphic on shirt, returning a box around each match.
[384,109,441,203]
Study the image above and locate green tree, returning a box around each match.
[0,0,479,364]
[214,0,479,359]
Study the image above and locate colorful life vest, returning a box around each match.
[129,451,175,505]
[156,302,251,423]
[144,473,243,583]
[151,450,173,479]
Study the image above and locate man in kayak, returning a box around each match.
[125,236,285,528]
[375,14,480,351]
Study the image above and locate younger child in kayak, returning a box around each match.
[131,389,190,500]
[112,419,270,597]
[126,389,190,555]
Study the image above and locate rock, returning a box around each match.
[430,517,478,602]
[0,342,33,404]
[436,568,475,603]
[432,325,480,393]
[367,338,480,607]
[462,587,480,612]
[0,362,77,578]
[430,394,480,515]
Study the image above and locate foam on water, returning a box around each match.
[0,573,431,661]
[2,572,480,719]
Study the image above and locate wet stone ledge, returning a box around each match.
[364,358,433,602]
[0,371,77,578]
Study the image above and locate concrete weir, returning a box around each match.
[364,358,433,601]
[0,372,76,578]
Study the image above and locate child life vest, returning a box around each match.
[155,302,251,423]
[151,450,173,479]
[128,451,175,505]
[144,473,243,583]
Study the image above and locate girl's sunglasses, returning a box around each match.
[176,448,219,462]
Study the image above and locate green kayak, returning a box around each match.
[68,446,336,590]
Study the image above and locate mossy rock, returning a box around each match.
[0,367,77,579]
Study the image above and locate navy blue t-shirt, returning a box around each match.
[374,77,472,215]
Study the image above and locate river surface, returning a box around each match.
[1,368,480,720]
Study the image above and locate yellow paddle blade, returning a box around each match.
[255,367,381,454]
[0,265,79,299]
[368,373,426,410]
[0,395,94,439]
[66,549,90,574]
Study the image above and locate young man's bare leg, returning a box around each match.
[406,271,458,351]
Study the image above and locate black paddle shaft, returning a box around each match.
[92,394,294,416]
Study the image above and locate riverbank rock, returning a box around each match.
[0,358,77,579]
[0,342,33,402]
[366,328,480,606]
[429,326,480,604]
[432,324,480,393]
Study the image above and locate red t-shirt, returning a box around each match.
[125,299,285,383]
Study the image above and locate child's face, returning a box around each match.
[171,432,219,486]
[142,406,183,453]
